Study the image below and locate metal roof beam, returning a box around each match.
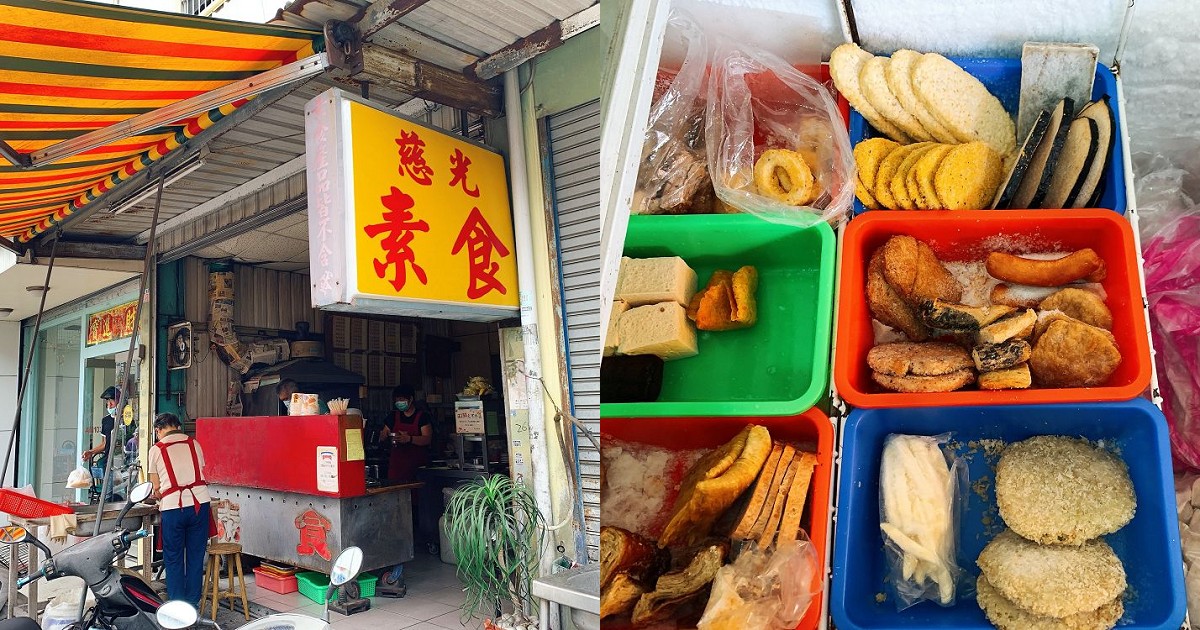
[0,140,30,168]
[32,241,145,260]
[467,3,600,81]
[352,0,432,40]
[355,43,503,116]
[33,81,310,245]
[24,53,329,169]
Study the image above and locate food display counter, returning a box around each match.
[600,2,1188,630]
[197,414,418,573]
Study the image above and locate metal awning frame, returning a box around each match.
[0,52,330,170]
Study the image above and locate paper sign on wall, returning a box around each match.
[344,429,365,461]
[316,446,339,493]
[455,400,485,434]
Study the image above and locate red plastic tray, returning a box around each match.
[834,209,1152,408]
[602,407,834,630]
[252,567,298,595]
[0,489,72,519]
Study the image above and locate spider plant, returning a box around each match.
[446,474,546,628]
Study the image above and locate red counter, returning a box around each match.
[196,415,366,498]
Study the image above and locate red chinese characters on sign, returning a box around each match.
[452,207,511,299]
[448,148,480,198]
[295,508,332,561]
[364,187,430,292]
[395,130,433,186]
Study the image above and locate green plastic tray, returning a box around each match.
[602,214,835,418]
[296,570,379,603]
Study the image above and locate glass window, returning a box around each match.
[31,321,81,502]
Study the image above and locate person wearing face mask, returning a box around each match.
[379,384,433,482]
[276,379,298,415]
[83,386,120,476]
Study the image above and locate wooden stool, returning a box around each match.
[201,542,249,621]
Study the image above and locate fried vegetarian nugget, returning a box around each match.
[1039,288,1113,330]
[868,342,973,377]
[995,436,1135,546]
[872,368,975,393]
[976,573,1123,630]
[1029,319,1121,388]
[977,530,1126,619]
[867,249,930,341]
[879,235,963,304]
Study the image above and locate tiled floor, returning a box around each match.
[227,553,489,629]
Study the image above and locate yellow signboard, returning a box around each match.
[86,300,137,346]
[305,89,519,321]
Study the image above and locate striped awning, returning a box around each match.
[0,0,321,242]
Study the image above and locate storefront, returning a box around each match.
[18,281,147,505]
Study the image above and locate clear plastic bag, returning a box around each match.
[696,537,820,630]
[630,10,715,217]
[1134,152,1200,471]
[706,38,855,227]
[65,466,92,490]
[878,433,966,610]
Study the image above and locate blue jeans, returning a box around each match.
[161,502,211,606]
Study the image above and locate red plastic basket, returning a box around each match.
[0,490,73,519]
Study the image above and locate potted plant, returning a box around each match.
[445,474,546,630]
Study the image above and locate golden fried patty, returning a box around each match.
[977,530,1126,619]
[976,573,1123,630]
[995,436,1135,546]
[868,341,973,377]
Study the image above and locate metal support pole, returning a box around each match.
[78,175,164,620]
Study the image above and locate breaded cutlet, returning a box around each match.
[975,573,1123,630]
[868,342,973,377]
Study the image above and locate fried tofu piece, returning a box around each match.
[867,249,930,341]
[872,368,975,393]
[879,235,963,304]
[660,426,772,547]
[868,341,973,377]
[1039,288,1113,330]
[921,299,1015,331]
[973,340,1032,372]
[978,309,1038,345]
[933,141,1004,210]
[1029,319,1121,388]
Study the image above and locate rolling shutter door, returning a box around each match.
[546,100,601,561]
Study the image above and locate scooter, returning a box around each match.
[152,547,364,630]
[0,482,162,630]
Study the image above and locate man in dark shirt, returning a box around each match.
[83,386,119,481]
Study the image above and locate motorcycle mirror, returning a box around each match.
[155,601,198,629]
[0,526,27,544]
[129,482,153,504]
[330,546,363,586]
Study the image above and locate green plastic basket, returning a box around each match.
[602,214,836,418]
[296,571,379,603]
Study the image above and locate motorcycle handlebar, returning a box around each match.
[121,529,150,546]
[17,567,45,588]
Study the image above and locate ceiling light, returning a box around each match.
[0,308,13,317]
[25,285,46,292]
[111,156,206,215]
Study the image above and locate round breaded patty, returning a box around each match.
[977,530,1126,619]
[995,436,1135,545]
[868,341,973,377]
[976,573,1123,630]
[872,368,974,393]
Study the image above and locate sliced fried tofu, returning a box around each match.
[978,309,1038,345]
[749,444,796,541]
[978,363,1032,390]
[776,452,819,545]
[758,457,799,548]
[731,443,786,540]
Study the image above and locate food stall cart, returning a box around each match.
[600,1,1190,630]
[196,414,418,573]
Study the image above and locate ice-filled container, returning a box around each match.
[830,400,1185,630]
[602,214,835,417]
[602,407,835,630]
[849,57,1126,215]
[834,209,1151,408]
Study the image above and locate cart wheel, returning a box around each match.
[426,542,439,556]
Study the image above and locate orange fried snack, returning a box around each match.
[659,425,773,548]
[687,266,759,331]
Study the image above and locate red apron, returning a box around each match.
[387,410,428,482]
[154,435,216,537]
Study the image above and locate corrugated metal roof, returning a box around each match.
[276,0,597,71]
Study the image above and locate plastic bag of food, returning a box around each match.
[878,433,966,610]
[1134,152,1200,471]
[630,9,715,216]
[706,38,854,227]
[697,537,820,630]
[65,466,93,490]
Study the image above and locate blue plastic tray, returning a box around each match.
[850,57,1126,215]
[831,399,1184,630]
